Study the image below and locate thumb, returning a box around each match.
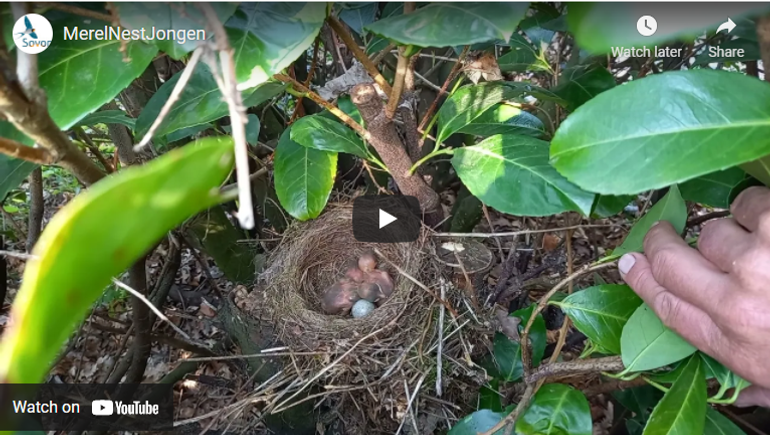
[735,385,770,408]
[618,253,665,305]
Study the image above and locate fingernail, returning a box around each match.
[618,254,636,275]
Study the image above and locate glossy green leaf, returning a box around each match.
[290,115,368,158]
[365,3,527,48]
[552,64,616,112]
[135,62,284,139]
[274,128,337,221]
[497,34,550,73]
[551,70,770,195]
[0,137,235,383]
[339,3,378,36]
[0,122,37,202]
[621,304,697,372]
[136,3,324,139]
[567,3,767,54]
[516,384,592,435]
[704,408,746,435]
[226,3,326,87]
[553,284,643,355]
[452,135,595,217]
[700,354,750,400]
[77,110,136,130]
[592,194,635,218]
[458,104,546,138]
[42,16,157,129]
[680,167,749,209]
[519,4,562,46]
[478,379,503,412]
[613,186,687,258]
[492,305,546,382]
[449,409,506,435]
[643,355,707,435]
[365,2,403,55]
[223,114,261,145]
[438,82,562,145]
[117,3,236,59]
[165,124,213,144]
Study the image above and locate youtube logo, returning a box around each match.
[353,195,420,243]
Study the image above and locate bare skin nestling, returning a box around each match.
[321,250,395,314]
[320,280,360,315]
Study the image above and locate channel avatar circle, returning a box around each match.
[13,14,53,54]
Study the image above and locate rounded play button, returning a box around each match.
[353,195,420,243]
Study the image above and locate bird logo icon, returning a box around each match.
[15,16,38,40]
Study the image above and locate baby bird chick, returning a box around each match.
[321,280,360,315]
[344,263,365,283]
[364,269,394,301]
[358,250,377,273]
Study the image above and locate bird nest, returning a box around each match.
[239,205,488,433]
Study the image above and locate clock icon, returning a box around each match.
[637,15,657,37]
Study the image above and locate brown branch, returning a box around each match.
[548,227,576,364]
[0,137,53,164]
[327,15,392,96]
[371,42,397,65]
[525,356,625,385]
[351,84,442,219]
[386,47,409,119]
[583,377,649,397]
[417,45,469,136]
[26,168,43,253]
[289,37,321,124]
[274,73,369,139]
[38,2,112,22]
[478,384,536,435]
[74,126,113,173]
[687,210,731,228]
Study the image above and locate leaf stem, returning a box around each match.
[408,148,454,174]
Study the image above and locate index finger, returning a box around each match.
[643,221,732,316]
[731,186,770,235]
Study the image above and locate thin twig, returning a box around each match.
[436,278,447,397]
[525,356,625,385]
[433,224,617,238]
[0,250,36,260]
[289,37,320,124]
[386,44,410,119]
[111,278,191,340]
[396,373,427,435]
[273,73,370,140]
[0,137,53,164]
[200,4,255,230]
[548,227,575,364]
[417,46,469,134]
[478,384,537,435]
[687,210,731,228]
[135,47,204,152]
[327,15,392,96]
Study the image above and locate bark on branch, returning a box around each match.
[351,84,442,222]
[0,137,53,164]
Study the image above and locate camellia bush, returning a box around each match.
[0,2,768,434]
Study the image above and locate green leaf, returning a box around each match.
[437,82,561,145]
[223,114,261,145]
[492,305,546,382]
[290,115,368,158]
[42,16,157,129]
[592,194,635,218]
[700,354,749,399]
[457,104,546,138]
[679,167,749,209]
[621,304,697,372]
[643,355,707,435]
[452,135,595,217]
[553,284,643,355]
[365,2,403,55]
[516,384,592,435]
[497,34,551,73]
[693,39,760,66]
[478,379,503,412]
[550,70,770,195]
[226,3,327,87]
[76,110,136,130]
[188,206,255,284]
[274,128,337,221]
[0,122,37,201]
[0,137,235,383]
[449,409,506,435]
[567,3,768,54]
[165,124,213,144]
[552,64,616,112]
[613,385,664,420]
[117,3,236,59]
[339,3,378,36]
[704,408,746,435]
[365,3,528,48]
[613,186,687,258]
[136,63,284,139]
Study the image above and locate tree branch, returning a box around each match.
[386,47,409,119]
[26,168,43,252]
[327,15,393,96]
[0,137,53,164]
[417,46,469,137]
[524,356,625,385]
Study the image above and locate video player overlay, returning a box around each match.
[0,383,173,431]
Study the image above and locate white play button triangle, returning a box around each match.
[379,209,397,229]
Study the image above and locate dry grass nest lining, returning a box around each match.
[256,205,433,350]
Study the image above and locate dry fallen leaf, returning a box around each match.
[464,51,503,84]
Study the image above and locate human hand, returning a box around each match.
[618,186,770,407]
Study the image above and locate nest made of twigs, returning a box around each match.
[250,204,428,350]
